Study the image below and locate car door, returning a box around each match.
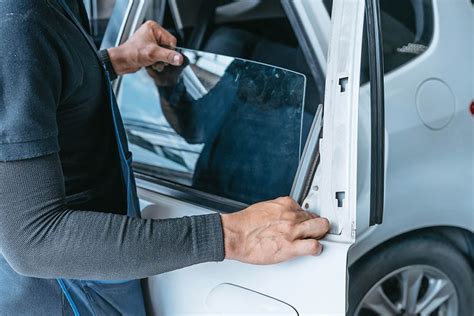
[109,0,373,314]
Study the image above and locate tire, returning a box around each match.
[347,233,473,316]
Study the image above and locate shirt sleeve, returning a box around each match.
[0,153,225,280]
[98,49,118,81]
[0,7,62,161]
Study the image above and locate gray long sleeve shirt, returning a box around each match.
[0,154,224,280]
[0,0,224,281]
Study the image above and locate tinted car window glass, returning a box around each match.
[118,48,306,204]
[360,0,434,84]
[380,0,433,73]
[144,0,326,152]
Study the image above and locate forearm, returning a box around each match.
[0,154,224,280]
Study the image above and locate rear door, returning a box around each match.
[112,0,367,314]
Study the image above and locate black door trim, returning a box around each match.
[365,0,385,225]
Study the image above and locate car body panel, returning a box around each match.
[350,0,473,265]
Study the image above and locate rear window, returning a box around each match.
[380,0,434,73]
[325,0,434,78]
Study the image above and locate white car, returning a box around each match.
[91,0,473,314]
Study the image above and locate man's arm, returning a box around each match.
[0,154,223,279]
[0,154,329,279]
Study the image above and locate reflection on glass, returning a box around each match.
[118,48,306,204]
[100,0,128,49]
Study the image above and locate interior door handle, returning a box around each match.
[206,283,297,315]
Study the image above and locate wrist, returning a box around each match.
[97,49,118,80]
[220,213,240,260]
[107,46,136,76]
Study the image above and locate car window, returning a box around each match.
[325,0,434,81]
[154,0,326,146]
[83,0,116,46]
[116,0,332,206]
[379,0,433,73]
[117,49,306,204]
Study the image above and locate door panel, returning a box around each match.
[120,0,366,314]
[140,189,350,315]
[206,283,297,315]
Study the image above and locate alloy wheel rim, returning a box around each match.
[355,265,458,316]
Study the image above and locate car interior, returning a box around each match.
[158,0,432,86]
[162,0,324,116]
[95,0,433,91]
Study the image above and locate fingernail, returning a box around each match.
[314,244,323,256]
[173,54,181,65]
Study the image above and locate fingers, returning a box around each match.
[272,197,316,215]
[116,20,183,74]
[293,217,330,240]
[293,210,317,222]
[292,239,323,257]
[146,45,182,66]
[224,195,329,264]
[267,196,319,229]
[147,21,183,66]
[273,196,301,212]
[148,21,177,47]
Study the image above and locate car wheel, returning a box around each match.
[347,233,472,316]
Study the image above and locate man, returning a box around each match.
[0,0,330,314]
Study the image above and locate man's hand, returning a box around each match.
[221,197,330,265]
[107,21,183,76]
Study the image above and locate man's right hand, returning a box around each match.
[221,197,330,265]
[107,20,183,76]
